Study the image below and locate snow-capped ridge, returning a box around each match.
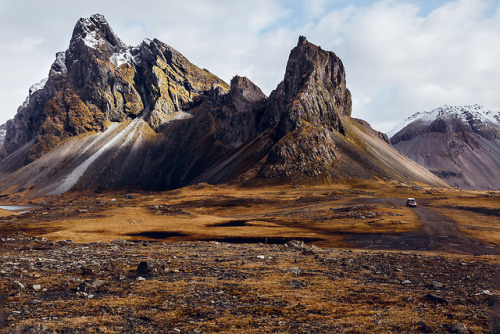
[388,105,500,137]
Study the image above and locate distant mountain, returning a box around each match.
[0,14,447,194]
[390,105,500,190]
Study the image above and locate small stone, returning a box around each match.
[12,281,25,290]
[137,261,149,274]
[416,320,432,333]
[449,322,469,334]
[423,293,448,304]
[402,280,412,285]
[432,281,444,289]
[137,276,146,281]
[286,240,306,250]
[32,284,41,291]
[256,255,265,259]
[92,280,106,288]
[476,290,493,296]
[303,245,320,255]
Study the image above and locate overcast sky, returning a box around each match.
[1,0,500,132]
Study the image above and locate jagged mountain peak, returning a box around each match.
[260,36,352,139]
[283,36,351,119]
[227,75,266,111]
[71,14,126,51]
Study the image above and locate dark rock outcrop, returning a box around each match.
[260,36,351,138]
[212,75,266,147]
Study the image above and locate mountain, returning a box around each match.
[0,14,447,194]
[390,105,500,190]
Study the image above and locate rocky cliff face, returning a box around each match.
[254,36,352,181]
[260,36,351,137]
[4,14,228,161]
[0,15,448,194]
[390,105,500,190]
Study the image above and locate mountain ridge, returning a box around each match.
[390,105,500,190]
[0,14,448,194]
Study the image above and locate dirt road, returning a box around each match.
[347,198,498,255]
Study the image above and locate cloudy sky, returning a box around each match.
[1,0,500,132]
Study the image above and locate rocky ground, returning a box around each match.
[0,235,498,333]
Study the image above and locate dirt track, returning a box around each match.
[346,198,498,255]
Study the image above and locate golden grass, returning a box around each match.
[3,181,498,255]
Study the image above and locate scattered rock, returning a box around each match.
[416,320,432,333]
[449,322,469,334]
[287,279,308,289]
[430,281,444,289]
[475,290,493,296]
[0,233,495,333]
[91,280,106,288]
[111,239,128,245]
[303,245,321,255]
[32,285,41,291]
[6,324,52,334]
[12,280,25,290]
[423,293,448,304]
[285,240,306,250]
[137,261,150,275]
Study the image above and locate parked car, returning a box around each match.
[406,198,417,207]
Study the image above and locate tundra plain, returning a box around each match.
[0,180,499,333]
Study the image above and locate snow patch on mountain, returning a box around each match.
[20,78,48,109]
[388,105,500,137]
[111,48,135,67]
[0,124,6,147]
[29,78,48,95]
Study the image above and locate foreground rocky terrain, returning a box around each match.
[0,181,499,333]
[0,234,498,333]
